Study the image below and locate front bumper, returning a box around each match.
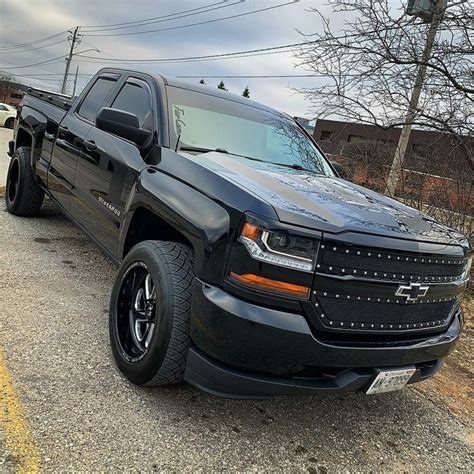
[185,279,462,398]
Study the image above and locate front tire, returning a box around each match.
[5,147,45,216]
[5,117,14,129]
[109,241,194,386]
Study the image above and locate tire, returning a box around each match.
[109,240,194,386]
[5,117,14,129]
[5,147,45,216]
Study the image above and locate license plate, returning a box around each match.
[366,368,416,395]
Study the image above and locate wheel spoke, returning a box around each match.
[134,288,145,312]
[144,274,155,300]
[129,310,144,350]
[116,264,158,362]
[143,322,155,348]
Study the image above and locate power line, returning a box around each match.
[11,72,326,82]
[63,24,392,65]
[84,1,300,37]
[74,42,303,64]
[15,75,71,82]
[80,0,225,29]
[176,74,325,78]
[81,1,240,32]
[0,30,70,51]
[0,39,67,55]
[0,55,67,70]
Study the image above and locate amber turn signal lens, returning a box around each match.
[229,272,310,298]
[240,222,260,241]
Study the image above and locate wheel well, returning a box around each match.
[15,128,32,150]
[123,207,194,258]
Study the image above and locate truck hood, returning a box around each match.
[191,152,468,247]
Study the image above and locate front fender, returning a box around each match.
[119,167,232,283]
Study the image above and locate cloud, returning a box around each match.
[0,0,347,116]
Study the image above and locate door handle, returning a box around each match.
[58,126,69,134]
[84,139,97,151]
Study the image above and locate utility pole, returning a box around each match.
[385,0,446,196]
[72,65,79,98]
[61,26,80,95]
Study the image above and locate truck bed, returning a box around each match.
[26,87,73,111]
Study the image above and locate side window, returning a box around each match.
[78,77,117,122]
[0,105,8,111]
[111,81,153,130]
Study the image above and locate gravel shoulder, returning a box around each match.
[0,198,473,472]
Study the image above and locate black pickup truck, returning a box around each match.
[6,68,471,398]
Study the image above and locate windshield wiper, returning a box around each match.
[266,162,322,174]
[178,146,323,174]
[178,145,232,154]
[178,145,215,153]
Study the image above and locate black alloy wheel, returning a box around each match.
[109,241,194,386]
[116,262,157,362]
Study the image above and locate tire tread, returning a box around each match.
[140,241,194,386]
[6,147,44,216]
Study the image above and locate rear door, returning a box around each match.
[72,75,155,257]
[49,74,119,211]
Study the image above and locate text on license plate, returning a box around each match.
[366,368,416,395]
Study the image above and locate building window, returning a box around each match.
[348,134,365,143]
[10,92,23,100]
[320,130,333,141]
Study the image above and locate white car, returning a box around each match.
[0,103,16,129]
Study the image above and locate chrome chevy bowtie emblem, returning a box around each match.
[395,283,429,302]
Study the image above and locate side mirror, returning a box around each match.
[330,160,344,177]
[96,108,152,147]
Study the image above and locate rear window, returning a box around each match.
[78,76,117,122]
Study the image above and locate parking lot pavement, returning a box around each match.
[0,128,13,187]
[0,199,473,472]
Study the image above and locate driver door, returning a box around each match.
[72,76,155,258]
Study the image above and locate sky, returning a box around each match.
[0,0,353,119]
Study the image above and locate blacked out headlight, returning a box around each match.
[238,222,318,273]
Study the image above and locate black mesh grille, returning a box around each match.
[311,240,465,336]
[319,243,466,281]
[317,296,455,328]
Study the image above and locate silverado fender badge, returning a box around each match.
[395,283,429,302]
[98,196,121,217]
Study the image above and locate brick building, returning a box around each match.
[313,119,470,178]
[0,81,27,107]
[313,119,473,221]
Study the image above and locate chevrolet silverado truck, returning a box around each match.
[6,68,471,398]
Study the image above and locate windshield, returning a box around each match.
[167,86,334,176]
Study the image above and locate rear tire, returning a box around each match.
[109,240,194,386]
[5,147,45,216]
[5,117,14,129]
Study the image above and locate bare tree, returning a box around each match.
[0,71,16,102]
[295,0,473,171]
